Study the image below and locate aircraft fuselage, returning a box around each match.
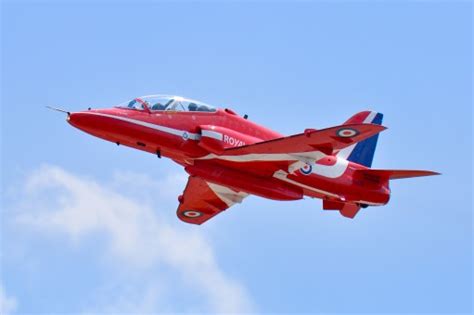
[68,106,390,208]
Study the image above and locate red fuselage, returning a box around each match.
[67,106,390,207]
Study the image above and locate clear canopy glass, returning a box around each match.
[117,95,216,112]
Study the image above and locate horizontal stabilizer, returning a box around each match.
[354,169,440,180]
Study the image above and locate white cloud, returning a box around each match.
[84,282,165,314]
[15,165,254,313]
[0,283,17,315]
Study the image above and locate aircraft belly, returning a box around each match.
[277,169,389,205]
[185,161,303,201]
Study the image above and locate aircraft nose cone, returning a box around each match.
[67,110,124,142]
[67,111,102,134]
[67,112,87,129]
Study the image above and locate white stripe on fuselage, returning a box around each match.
[197,151,327,163]
[201,129,223,141]
[83,112,201,140]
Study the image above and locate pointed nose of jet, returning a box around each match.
[67,109,127,143]
[67,111,92,130]
[67,110,107,135]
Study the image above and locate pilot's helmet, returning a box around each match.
[188,103,198,111]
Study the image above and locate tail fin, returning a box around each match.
[337,111,383,167]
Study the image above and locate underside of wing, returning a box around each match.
[177,176,248,224]
[221,123,386,157]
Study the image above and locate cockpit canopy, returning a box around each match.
[117,95,216,113]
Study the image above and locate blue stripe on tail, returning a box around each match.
[347,113,383,167]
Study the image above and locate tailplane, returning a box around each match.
[354,169,440,180]
[338,111,383,167]
[322,169,439,219]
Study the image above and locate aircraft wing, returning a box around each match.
[176,176,248,224]
[222,123,386,156]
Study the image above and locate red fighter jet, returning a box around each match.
[49,95,439,224]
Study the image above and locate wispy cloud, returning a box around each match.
[15,165,254,313]
[0,283,17,315]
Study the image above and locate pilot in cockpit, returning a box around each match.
[188,103,198,111]
[152,99,174,111]
[120,96,216,113]
[152,102,166,110]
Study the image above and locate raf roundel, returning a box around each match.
[300,164,313,175]
[182,131,189,140]
[182,210,202,218]
[336,128,359,138]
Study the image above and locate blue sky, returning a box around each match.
[1,1,472,314]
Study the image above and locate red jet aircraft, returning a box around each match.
[49,95,439,224]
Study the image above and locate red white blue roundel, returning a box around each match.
[300,164,313,175]
[182,210,202,218]
[336,128,359,138]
